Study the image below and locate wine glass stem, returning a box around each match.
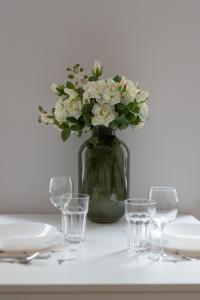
[159,223,165,257]
[59,209,62,232]
[59,207,66,234]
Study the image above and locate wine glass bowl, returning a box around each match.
[149,187,178,224]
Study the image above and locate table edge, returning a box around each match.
[0,284,200,293]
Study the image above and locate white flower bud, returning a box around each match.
[92,60,102,77]
[50,83,59,94]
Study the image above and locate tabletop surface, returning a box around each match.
[0,214,200,293]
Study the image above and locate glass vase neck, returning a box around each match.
[92,126,115,136]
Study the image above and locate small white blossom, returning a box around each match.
[135,91,149,102]
[54,99,67,122]
[139,102,149,120]
[92,103,117,127]
[40,113,54,124]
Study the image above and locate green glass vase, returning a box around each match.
[78,126,130,223]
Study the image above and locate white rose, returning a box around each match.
[63,98,82,120]
[54,99,67,122]
[50,82,59,94]
[135,91,149,102]
[40,113,54,124]
[104,79,121,105]
[84,81,100,100]
[92,103,117,127]
[95,79,108,104]
[96,79,107,93]
[120,77,139,104]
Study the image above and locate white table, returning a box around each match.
[0,214,200,300]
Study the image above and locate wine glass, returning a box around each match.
[49,177,73,232]
[148,186,179,261]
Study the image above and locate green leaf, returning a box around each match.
[66,81,75,89]
[53,119,68,129]
[38,106,43,112]
[76,87,84,96]
[66,117,78,124]
[71,122,84,131]
[116,103,128,114]
[113,75,121,83]
[127,101,140,113]
[68,74,74,79]
[126,113,141,125]
[113,114,129,129]
[61,126,71,141]
[88,76,97,82]
[82,113,91,126]
[82,103,93,114]
[56,85,65,96]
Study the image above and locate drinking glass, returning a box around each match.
[148,186,179,261]
[56,193,89,262]
[63,193,89,245]
[49,177,73,232]
[125,198,156,252]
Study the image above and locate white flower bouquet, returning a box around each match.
[38,61,149,141]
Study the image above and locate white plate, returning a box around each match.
[152,222,200,257]
[0,222,62,253]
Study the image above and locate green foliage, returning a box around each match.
[77,87,84,96]
[112,114,129,130]
[61,126,71,142]
[66,81,75,89]
[66,117,78,123]
[68,74,74,79]
[82,103,93,114]
[116,103,129,114]
[56,84,65,96]
[127,101,141,114]
[88,76,97,82]
[71,122,84,132]
[126,113,140,125]
[113,75,121,83]
[38,106,43,112]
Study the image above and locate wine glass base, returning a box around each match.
[148,252,177,262]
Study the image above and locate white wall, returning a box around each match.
[0,0,200,217]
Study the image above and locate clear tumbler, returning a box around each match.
[125,198,156,252]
